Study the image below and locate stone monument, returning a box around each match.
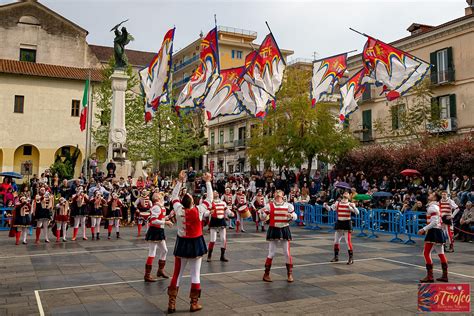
[107,20,133,178]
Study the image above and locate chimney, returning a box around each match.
[466,0,474,15]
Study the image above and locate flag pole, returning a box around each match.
[265,21,272,34]
[87,70,94,180]
[84,70,91,180]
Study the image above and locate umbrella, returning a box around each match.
[400,169,421,177]
[372,191,393,198]
[335,182,352,190]
[0,171,23,179]
[353,194,372,201]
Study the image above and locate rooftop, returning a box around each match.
[89,45,156,68]
[0,59,102,81]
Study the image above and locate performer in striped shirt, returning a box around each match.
[418,192,449,283]
[167,171,212,313]
[324,192,359,264]
[439,191,460,253]
[258,190,297,283]
[251,189,267,232]
[207,191,234,262]
[233,186,248,233]
[144,192,173,282]
[222,188,234,229]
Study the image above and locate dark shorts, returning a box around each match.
[334,220,352,232]
[441,215,452,226]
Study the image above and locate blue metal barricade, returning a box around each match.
[305,204,321,230]
[366,209,404,242]
[403,210,426,244]
[293,202,301,226]
[0,207,13,231]
[353,208,369,237]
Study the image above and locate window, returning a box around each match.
[228,165,234,173]
[391,104,406,130]
[231,50,243,59]
[430,47,454,84]
[229,128,234,142]
[361,84,372,101]
[362,110,372,141]
[20,48,36,62]
[210,132,215,145]
[23,145,32,156]
[431,95,456,120]
[238,126,246,140]
[14,95,24,113]
[71,100,80,117]
[219,130,224,144]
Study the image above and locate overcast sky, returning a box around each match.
[3,0,467,60]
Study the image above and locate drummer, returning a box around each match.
[134,190,152,237]
[251,189,267,232]
[233,186,248,233]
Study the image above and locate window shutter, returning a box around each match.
[430,52,438,84]
[431,97,440,121]
[391,106,398,130]
[449,94,456,118]
[446,47,454,82]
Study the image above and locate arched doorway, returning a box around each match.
[14,144,40,178]
[0,149,3,173]
[95,146,107,164]
[54,146,83,178]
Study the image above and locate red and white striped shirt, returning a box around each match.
[423,202,442,231]
[326,200,359,221]
[259,202,296,228]
[439,198,457,217]
[211,200,227,219]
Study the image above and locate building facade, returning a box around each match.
[0,0,158,179]
[347,4,474,143]
[172,27,293,174]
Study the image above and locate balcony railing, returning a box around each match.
[174,76,191,88]
[218,26,257,37]
[234,139,246,147]
[174,55,199,72]
[431,68,455,84]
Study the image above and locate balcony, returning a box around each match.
[426,117,457,133]
[174,76,191,88]
[430,68,455,85]
[224,141,235,149]
[174,55,199,72]
[216,144,225,152]
[234,139,246,148]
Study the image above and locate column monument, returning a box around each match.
[108,20,133,178]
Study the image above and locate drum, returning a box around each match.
[238,205,251,219]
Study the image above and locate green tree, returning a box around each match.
[50,146,81,179]
[247,67,358,171]
[92,60,205,169]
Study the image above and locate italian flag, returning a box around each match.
[79,78,89,131]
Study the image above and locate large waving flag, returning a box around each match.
[140,28,175,122]
[176,27,219,109]
[362,36,430,101]
[311,53,348,107]
[237,33,286,118]
[203,66,245,120]
[339,68,367,122]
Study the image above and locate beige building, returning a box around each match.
[0,0,156,179]
[172,27,293,173]
[347,4,474,143]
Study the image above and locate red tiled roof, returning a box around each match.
[0,59,103,81]
[89,45,156,67]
